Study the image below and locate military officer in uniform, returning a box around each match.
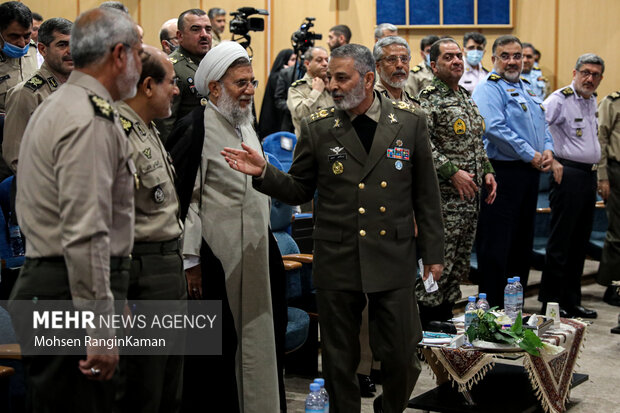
[287,46,333,136]
[207,8,226,48]
[156,8,211,142]
[405,35,438,99]
[3,17,73,172]
[373,36,418,105]
[459,32,488,93]
[8,7,141,412]
[521,42,548,100]
[114,45,185,413]
[417,38,497,326]
[0,1,38,180]
[222,44,445,413]
[472,35,555,307]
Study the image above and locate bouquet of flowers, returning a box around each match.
[466,307,544,356]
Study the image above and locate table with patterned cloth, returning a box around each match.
[420,318,587,413]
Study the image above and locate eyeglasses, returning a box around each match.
[380,55,411,65]
[494,53,522,62]
[220,79,259,90]
[578,70,602,80]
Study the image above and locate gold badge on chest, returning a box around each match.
[332,161,344,175]
[453,118,466,135]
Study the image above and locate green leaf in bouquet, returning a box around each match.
[511,312,523,335]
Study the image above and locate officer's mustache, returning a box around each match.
[392,69,407,77]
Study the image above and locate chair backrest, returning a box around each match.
[0,177,24,269]
[262,132,297,172]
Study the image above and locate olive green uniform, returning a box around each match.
[154,46,206,143]
[3,62,60,172]
[374,80,419,107]
[417,77,494,308]
[9,70,134,412]
[254,94,444,413]
[286,72,333,136]
[114,101,186,413]
[597,91,620,285]
[404,61,433,100]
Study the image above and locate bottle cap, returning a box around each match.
[310,383,320,392]
[514,276,520,282]
[507,277,514,283]
[468,296,476,302]
[314,378,325,386]
[479,293,487,299]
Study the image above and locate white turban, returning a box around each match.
[195,41,250,96]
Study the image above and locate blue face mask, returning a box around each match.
[424,53,431,67]
[0,35,30,59]
[466,50,484,67]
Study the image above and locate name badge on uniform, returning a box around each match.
[328,146,347,162]
[387,147,410,161]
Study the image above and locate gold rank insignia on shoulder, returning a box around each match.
[291,79,304,87]
[411,66,422,73]
[453,118,466,135]
[89,95,114,121]
[561,87,574,97]
[393,100,415,114]
[610,91,620,100]
[488,74,501,82]
[119,116,133,136]
[309,107,334,122]
[24,74,45,91]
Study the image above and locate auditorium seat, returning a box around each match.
[262,132,297,172]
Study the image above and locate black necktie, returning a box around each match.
[352,114,377,154]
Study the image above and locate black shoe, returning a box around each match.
[604,286,620,307]
[370,368,382,385]
[373,394,383,413]
[563,305,598,319]
[358,374,376,397]
[611,324,620,334]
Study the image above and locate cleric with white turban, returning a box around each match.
[195,40,250,96]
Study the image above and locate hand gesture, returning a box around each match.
[541,149,554,172]
[450,169,478,200]
[484,173,497,204]
[79,346,119,381]
[221,143,267,177]
[312,76,325,93]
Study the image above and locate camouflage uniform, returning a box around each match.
[416,77,494,307]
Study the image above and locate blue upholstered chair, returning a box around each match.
[263,132,297,172]
[0,176,25,270]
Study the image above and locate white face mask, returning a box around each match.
[466,50,483,66]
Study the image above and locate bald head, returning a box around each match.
[159,18,178,54]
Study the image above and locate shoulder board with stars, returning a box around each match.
[89,94,114,121]
[309,107,335,123]
[520,76,531,84]
[119,116,133,136]
[291,79,305,87]
[419,85,438,97]
[24,74,45,92]
[608,91,620,101]
[488,74,501,82]
[561,87,574,97]
[392,100,416,114]
[411,65,422,73]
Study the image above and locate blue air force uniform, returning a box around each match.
[472,72,554,306]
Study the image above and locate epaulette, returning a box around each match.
[411,65,422,73]
[608,91,620,101]
[309,107,334,123]
[89,94,114,121]
[47,76,58,88]
[561,87,574,97]
[291,79,304,87]
[488,74,501,82]
[119,116,133,136]
[419,85,438,97]
[392,100,416,114]
[169,57,178,64]
[24,74,45,91]
[405,92,420,106]
[482,66,489,73]
[533,65,541,71]
[520,76,531,84]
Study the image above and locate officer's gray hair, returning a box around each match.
[71,8,139,69]
[208,8,226,20]
[575,53,605,74]
[99,1,128,14]
[39,18,72,47]
[373,36,410,62]
[374,23,397,40]
[330,44,375,78]
[303,46,327,62]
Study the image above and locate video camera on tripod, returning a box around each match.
[291,17,322,56]
[229,7,269,55]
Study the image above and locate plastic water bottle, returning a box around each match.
[513,276,524,317]
[305,383,324,413]
[504,278,517,322]
[476,293,490,312]
[314,378,329,413]
[464,296,477,330]
[9,224,25,256]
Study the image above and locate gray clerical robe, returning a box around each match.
[183,104,279,412]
